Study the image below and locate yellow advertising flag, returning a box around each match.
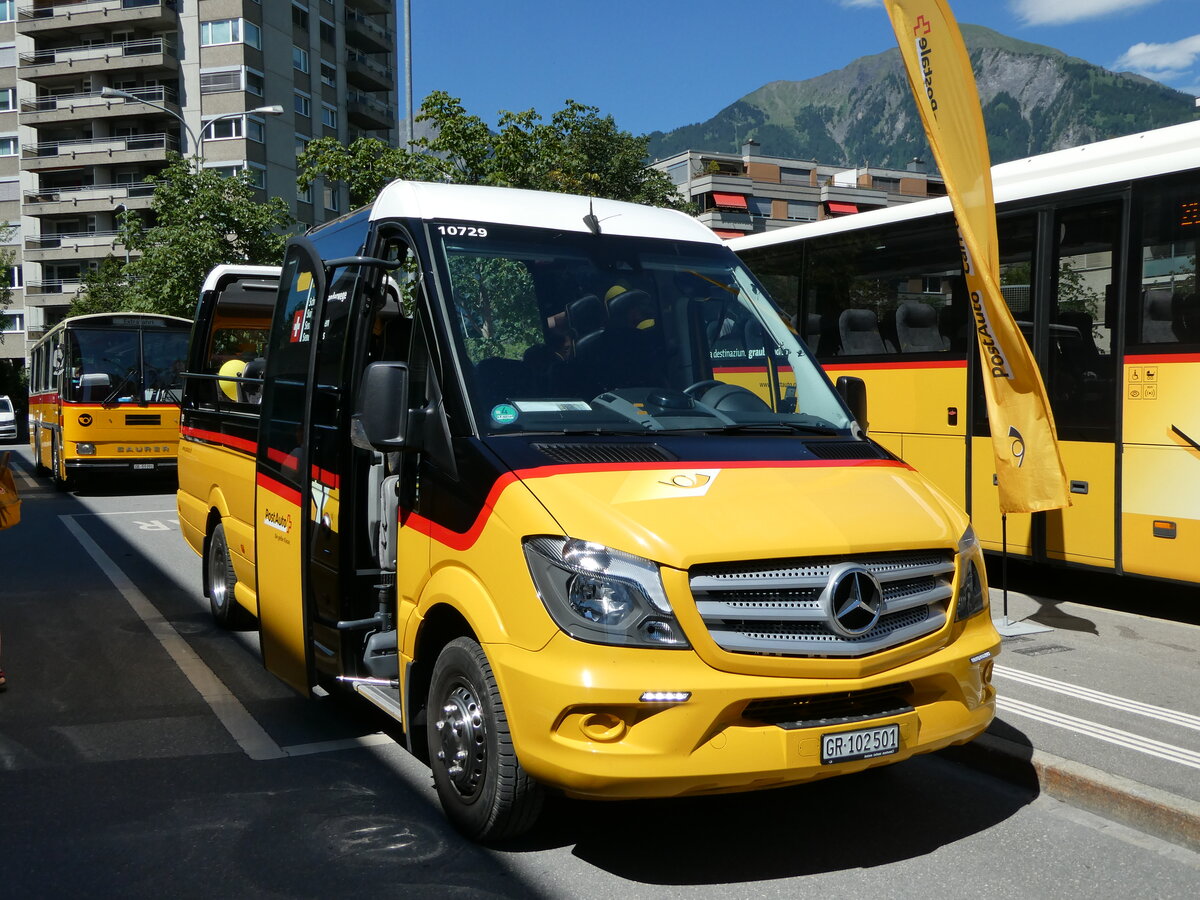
[883,0,1070,514]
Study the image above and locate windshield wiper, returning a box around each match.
[700,422,840,436]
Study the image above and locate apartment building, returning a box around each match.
[651,141,945,239]
[0,0,399,364]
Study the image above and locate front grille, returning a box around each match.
[744,683,913,729]
[690,550,954,658]
[125,414,162,426]
[532,442,677,464]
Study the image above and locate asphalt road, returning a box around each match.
[2,444,1198,899]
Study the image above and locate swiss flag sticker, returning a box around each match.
[290,308,304,343]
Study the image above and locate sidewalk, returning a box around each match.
[945,585,1200,852]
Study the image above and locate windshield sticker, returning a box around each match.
[491,403,519,425]
[513,400,591,413]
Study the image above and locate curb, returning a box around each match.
[945,733,1200,854]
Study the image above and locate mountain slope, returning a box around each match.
[646,25,1196,167]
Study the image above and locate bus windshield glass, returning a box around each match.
[429,223,852,436]
[66,326,190,405]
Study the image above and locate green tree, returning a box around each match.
[116,156,294,318]
[298,91,690,211]
[0,223,14,333]
[70,256,140,316]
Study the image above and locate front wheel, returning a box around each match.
[206,522,249,629]
[426,637,543,842]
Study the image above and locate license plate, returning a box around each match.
[821,723,900,764]
[133,463,155,470]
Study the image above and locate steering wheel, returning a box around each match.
[684,380,772,413]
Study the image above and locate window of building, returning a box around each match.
[787,200,818,221]
[0,88,14,112]
[246,70,264,97]
[294,92,311,118]
[780,166,811,185]
[293,46,310,74]
[8,265,22,290]
[200,69,243,95]
[323,185,340,212]
[748,196,774,218]
[321,104,337,129]
[200,19,261,50]
[299,183,313,204]
[292,3,310,30]
[205,117,244,141]
[319,18,336,45]
[0,136,17,156]
[1,313,23,334]
[0,1,14,24]
[320,60,336,88]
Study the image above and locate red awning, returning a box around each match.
[713,229,745,240]
[827,201,859,215]
[712,191,749,209]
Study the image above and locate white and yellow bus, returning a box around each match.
[179,181,999,841]
[28,312,192,488]
[731,120,1200,585]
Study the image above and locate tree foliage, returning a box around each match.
[298,91,689,211]
[80,156,294,319]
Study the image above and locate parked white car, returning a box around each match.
[0,395,16,441]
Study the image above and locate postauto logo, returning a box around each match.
[263,509,294,534]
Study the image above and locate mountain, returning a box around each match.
[645,25,1197,167]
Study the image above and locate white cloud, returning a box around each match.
[1116,33,1200,85]
[1009,0,1161,26]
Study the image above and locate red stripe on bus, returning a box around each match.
[1124,353,1200,364]
[409,458,910,552]
[256,472,302,506]
[822,359,968,371]
[181,425,255,454]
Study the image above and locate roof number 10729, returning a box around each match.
[437,225,488,238]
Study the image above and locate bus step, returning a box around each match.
[348,681,404,726]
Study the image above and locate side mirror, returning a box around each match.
[351,361,412,451]
[836,375,868,433]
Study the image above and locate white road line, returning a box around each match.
[10,464,38,490]
[997,696,1200,771]
[61,514,286,762]
[995,665,1200,733]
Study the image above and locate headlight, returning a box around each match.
[76,442,96,455]
[954,526,987,621]
[523,537,690,648]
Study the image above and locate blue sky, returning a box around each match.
[401,0,1200,138]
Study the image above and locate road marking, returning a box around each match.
[995,666,1200,733]
[997,696,1200,771]
[60,514,286,762]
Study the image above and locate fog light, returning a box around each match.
[76,442,96,455]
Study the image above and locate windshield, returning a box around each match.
[430,223,852,436]
[67,327,190,404]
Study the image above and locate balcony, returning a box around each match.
[25,231,122,262]
[17,0,179,36]
[345,49,393,92]
[22,132,180,172]
[23,280,83,306]
[23,181,155,216]
[19,36,179,81]
[698,209,753,233]
[346,90,395,130]
[345,8,393,53]
[347,0,391,17]
[20,85,180,127]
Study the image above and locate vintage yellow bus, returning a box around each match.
[28,312,192,489]
[731,121,1200,585]
[178,181,999,841]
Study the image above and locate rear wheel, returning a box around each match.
[206,522,248,628]
[426,637,543,842]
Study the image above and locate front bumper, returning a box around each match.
[489,615,998,800]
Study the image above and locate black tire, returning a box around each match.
[33,429,49,476]
[206,522,248,628]
[426,637,543,842]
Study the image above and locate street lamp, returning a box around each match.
[99,87,283,160]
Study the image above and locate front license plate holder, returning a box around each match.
[820,723,900,764]
[133,463,155,470]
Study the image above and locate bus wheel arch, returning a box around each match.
[205,515,249,629]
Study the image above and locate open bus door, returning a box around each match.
[255,238,327,693]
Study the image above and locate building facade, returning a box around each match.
[651,141,945,240]
[0,0,399,364]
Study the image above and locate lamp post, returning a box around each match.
[99,87,283,163]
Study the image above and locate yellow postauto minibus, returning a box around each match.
[178,181,999,841]
[29,312,192,488]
